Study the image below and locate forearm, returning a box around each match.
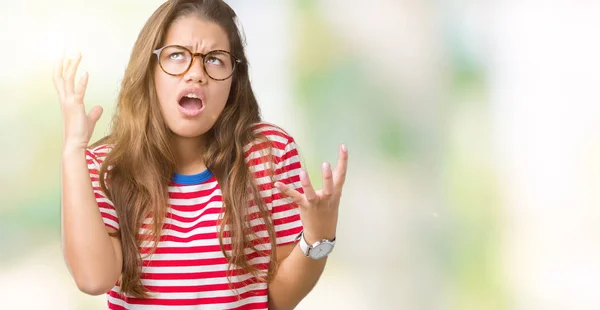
[268,244,328,310]
[61,147,121,294]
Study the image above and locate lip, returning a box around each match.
[177,87,206,117]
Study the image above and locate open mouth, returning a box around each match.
[179,94,203,110]
[178,93,204,116]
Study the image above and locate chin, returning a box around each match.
[172,129,210,139]
[168,123,213,139]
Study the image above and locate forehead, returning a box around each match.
[163,15,230,52]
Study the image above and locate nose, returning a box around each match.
[183,55,207,84]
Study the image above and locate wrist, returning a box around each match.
[62,145,87,159]
[297,231,336,260]
[302,231,336,245]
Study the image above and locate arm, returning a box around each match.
[268,242,327,310]
[61,147,122,295]
[268,144,348,309]
[54,52,122,295]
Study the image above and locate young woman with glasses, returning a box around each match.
[53,0,348,309]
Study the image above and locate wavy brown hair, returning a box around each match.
[92,0,277,298]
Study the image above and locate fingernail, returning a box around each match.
[341,144,347,152]
[322,162,330,169]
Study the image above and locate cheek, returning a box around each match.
[213,82,233,108]
[154,70,175,108]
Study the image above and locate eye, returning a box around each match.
[206,56,223,66]
[169,52,186,60]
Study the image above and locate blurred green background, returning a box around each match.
[2,1,600,309]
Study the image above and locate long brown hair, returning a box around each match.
[93,0,277,298]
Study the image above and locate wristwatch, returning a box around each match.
[296,231,336,260]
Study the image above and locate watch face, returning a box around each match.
[310,242,334,259]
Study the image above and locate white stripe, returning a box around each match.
[248,162,273,174]
[261,135,289,145]
[271,195,298,208]
[140,238,222,248]
[143,210,221,228]
[273,219,302,232]
[144,205,272,230]
[108,295,268,310]
[245,146,287,160]
[141,263,229,274]
[168,180,219,193]
[97,197,115,207]
[135,286,267,302]
[141,256,269,274]
[138,272,256,287]
[272,165,301,181]
[166,202,222,218]
[146,251,226,261]
[168,190,222,207]
[140,228,271,244]
[142,238,272,251]
[103,218,119,230]
[253,175,273,186]
[277,233,299,245]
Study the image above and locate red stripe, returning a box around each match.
[276,226,303,239]
[229,302,270,310]
[107,302,127,310]
[100,210,118,223]
[168,184,220,199]
[273,213,301,226]
[104,222,119,231]
[162,209,221,224]
[167,195,223,212]
[110,288,268,306]
[142,251,267,267]
[144,278,264,293]
[141,269,250,280]
[140,237,271,255]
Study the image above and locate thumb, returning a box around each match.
[87,105,104,128]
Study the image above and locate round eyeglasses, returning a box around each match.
[152,45,242,81]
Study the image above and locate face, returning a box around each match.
[154,15,233,139]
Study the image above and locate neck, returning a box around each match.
[171,135,207,175]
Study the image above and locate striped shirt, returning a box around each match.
[85,123,304,309]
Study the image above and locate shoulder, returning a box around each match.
[249,121,296,146]
[85,144,114,166]
[244,122,299,164]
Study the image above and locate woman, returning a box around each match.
[53,0,348,309]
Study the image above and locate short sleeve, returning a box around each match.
[86,147,119,231]
[270,136,304,246]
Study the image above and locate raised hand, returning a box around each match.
[53,53,103,151]
[275,144,349,244]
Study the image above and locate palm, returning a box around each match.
[52,53,103,150]
[274,144,348,243]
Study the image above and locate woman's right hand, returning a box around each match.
[53,53,104,152]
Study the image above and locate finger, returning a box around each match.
[64,53,82,96]
[300,170,318,204]
[274,181,305,205]
[62,54,73,83]
[321,162,334,198]
[87,105,103,126]
[52,54,66,103]
[74,71,89,102]
[333,144,348,192]
[62,56,71,78]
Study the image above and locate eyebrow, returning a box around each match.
[180,44,229,53]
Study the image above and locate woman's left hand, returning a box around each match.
[274,144,348,244]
